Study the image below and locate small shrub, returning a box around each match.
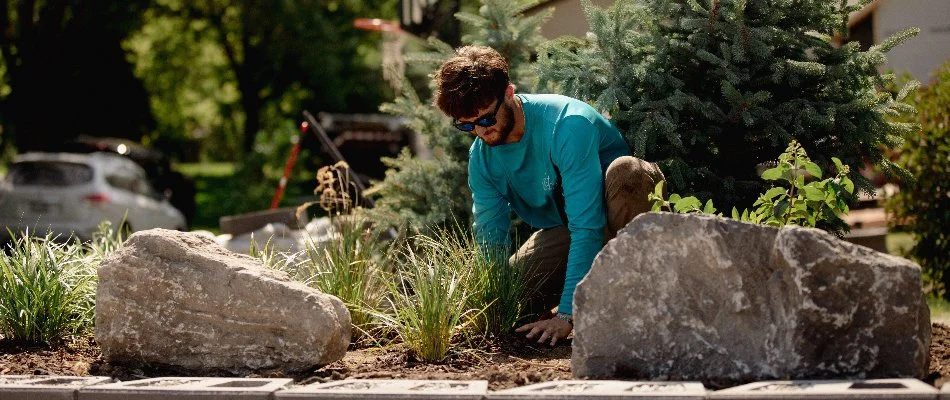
[887,60,950,298]
[83,220,127,264]
[0,231,95,344]
[650,140,853,234]
[376,233,478,362]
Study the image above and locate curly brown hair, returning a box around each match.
[433,45,509,119]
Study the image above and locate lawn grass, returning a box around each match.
[929,296,950,325]
[887,231,915,257]
[174,162,235,177]
[887,232,950,324]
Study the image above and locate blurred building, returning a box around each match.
[525,0,613,39]
[846,0,950,84]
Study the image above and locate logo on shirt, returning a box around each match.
[542,174,555,191]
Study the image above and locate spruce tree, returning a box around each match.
[366,0,551,234]
[538,0,919,211]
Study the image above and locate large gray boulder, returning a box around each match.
[573,213,930,382]
[96,229,350,374]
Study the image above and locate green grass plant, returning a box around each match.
[249,234,300,272]
[453,229,527,339]
[298,212,392,344]
[0,231,95,344]
[377,232,478,362]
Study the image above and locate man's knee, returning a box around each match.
[604,156,665,238]
[605,156,665,196]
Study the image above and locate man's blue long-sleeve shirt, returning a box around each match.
[469,94,630,315]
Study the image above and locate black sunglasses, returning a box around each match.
[453,96,504,132]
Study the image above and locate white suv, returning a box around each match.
[0,152,187,241]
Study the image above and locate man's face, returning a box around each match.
[456,96,514,147]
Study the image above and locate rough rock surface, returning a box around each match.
[573,213,930,382]
[95,229,350,374]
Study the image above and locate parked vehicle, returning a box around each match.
[55,136,197,226]
[0,152,187,242]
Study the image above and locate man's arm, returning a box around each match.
[515,115,605,347]
[552,115,607,316]
[469,158,511,257]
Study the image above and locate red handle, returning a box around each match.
[269,122,308,209]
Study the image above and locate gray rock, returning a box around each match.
[95,229,350,374]
[572,213,930,382]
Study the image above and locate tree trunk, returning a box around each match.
[242,96,261,154]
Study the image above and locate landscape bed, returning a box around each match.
[2,323,949,391]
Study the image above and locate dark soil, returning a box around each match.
[2,325,949,391]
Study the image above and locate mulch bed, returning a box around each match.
[2,325,949,391]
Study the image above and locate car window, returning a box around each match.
[134,178,162,199]
[7,161,93,186]
[105,174,137,193]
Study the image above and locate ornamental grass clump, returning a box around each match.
[378,232,479,362]
[300,213,392,343]
[294,161,394,343]
[0,230,96,344]
[463,234,528,339]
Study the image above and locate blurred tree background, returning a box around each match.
[0,0,400,162]
[0,0,154,153]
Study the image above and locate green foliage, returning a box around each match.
[124,8,240,159]
[431,225,528,339]
[467,248,528,338]
[539,0,918,211]
[0,0,154,152]
[300,213,392,344]
[375,232,478,362]
[178,158,315,231]
[886,60,950,298]
[367,0,550,235]
[128,0,395,159]
[0,223,124,344]
[258,162,393,343]
[650,140,853,233]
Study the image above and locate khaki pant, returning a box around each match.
[508,156,665,315]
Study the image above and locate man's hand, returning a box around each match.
[515,316,572,346]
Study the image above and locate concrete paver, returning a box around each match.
[0,376,112,400]
[77,377,292,400]
[275,379,488,399]
[1,375,945,400]
[710,378,937,399]
[487,380,707,399]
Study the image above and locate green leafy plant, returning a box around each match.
[650,140,853,232]
[0,231,95,344]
